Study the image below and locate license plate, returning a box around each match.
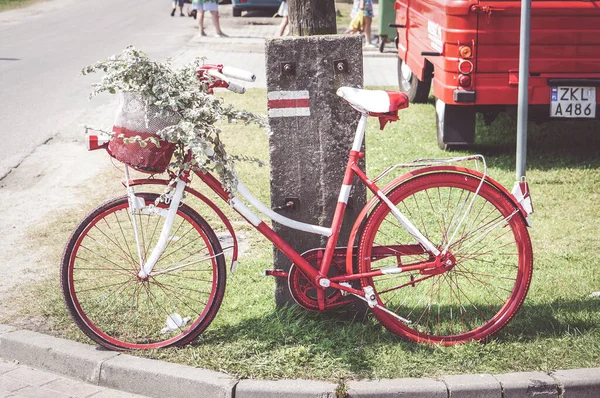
[550,86,596,118]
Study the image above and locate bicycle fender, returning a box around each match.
[125,178,239,273]
[345,166,530,276]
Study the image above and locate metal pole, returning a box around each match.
[516,0,532,180]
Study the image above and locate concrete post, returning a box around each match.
[265,35,366,307]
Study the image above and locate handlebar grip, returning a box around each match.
[227,81,246,94]
[221,66,256,82]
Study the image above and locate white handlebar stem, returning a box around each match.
[207,69,228,82]
[221,66,256,82]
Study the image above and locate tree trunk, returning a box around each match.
[288,0,337,36]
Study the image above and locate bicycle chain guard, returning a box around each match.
[288,247,357,312]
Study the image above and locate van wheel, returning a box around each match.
[397,58,431,103]
[435,99,476,150]
[232,7,242,17]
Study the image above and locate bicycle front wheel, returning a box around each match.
[61,193,226,350]
[357,171,533,344]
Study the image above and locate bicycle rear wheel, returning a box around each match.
[357,171,533,344]
[61,193,226,350]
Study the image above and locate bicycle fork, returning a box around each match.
[123,166,187,279]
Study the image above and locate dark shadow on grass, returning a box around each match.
[196,296,600,352]
[169,296,600,379]
[494,297,600,342]
[190,303,434,376]
[468,114,600,171]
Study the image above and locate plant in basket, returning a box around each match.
[82,46,267,193]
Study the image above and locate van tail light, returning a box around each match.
[458,74,472,88]
[458,60,473,74]
[459,45,472,58]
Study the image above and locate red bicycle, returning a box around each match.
[61,64,534,350]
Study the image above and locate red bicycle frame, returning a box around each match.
[178,115,460,303]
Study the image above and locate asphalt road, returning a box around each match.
[0,0,197,179]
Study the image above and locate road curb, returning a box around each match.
[0,329,119,384]
[0,326,598,398]
[236,379,338,398]
[99,354,237,398]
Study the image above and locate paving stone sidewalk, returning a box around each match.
[0,359,147,398]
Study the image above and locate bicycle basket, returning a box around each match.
[108,92,180,174]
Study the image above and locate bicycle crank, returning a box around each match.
[288,247,357,312]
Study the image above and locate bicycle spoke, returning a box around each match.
[143,212,163,263]
[92,222,138,271]
[75,250,134,277]
[152,253,220,276]
[80,234,137,270]
[156,234,210,269]
[113,212,138,267]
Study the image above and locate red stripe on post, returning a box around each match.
[267,99,310,109]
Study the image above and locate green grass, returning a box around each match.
[0,0,42,11]
[6,88,600,381]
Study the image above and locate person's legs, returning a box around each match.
[276,1,288,36]
[210,10,226,36]
[203,3,226,37]
[362,0,376,47]
[171,0,177,16]
[363,16,372,44]
[199,10,206,35]
[277,16,288,36]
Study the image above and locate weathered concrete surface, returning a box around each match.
[99,354,237,398]
[236,379,338,398]
[347,377,448,397]
[551,368,600,398]
[0,329,119,384]
[494,371,559,398]
[441,373,502,398]
[265,34,366,307]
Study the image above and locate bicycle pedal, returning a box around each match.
[264,269,288,278]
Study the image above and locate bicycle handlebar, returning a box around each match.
[221,66,256,83]
[200,64,253,94]
[205,69,246,94]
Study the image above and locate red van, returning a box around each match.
[393,0,600,149]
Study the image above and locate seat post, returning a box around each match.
[351,114,368,152]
